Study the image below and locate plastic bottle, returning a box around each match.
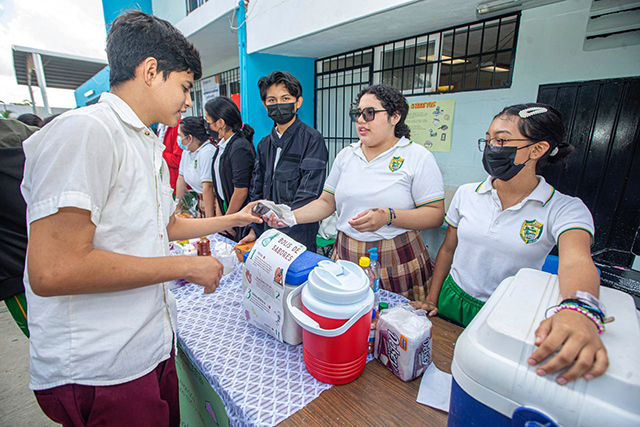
[368,247,381,304]
[359,256,375,291]
[197,236,211,256]
[368,308,377,354]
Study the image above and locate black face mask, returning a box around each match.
[482,145,532,181]
[267,102,297,125]
[206,126,219,141]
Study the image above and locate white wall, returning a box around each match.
[151,0,186,24]
[246,0,419,54]
[432,0,640,187]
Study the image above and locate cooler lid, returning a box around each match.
[452,268,640,425]
[243,249,329,285]
[307,260,370,305]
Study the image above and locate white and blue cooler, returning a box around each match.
[449,268,640,427]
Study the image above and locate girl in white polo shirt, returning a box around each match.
[175,116,216,217]
[412,103,608,385]
[267,85,445,301]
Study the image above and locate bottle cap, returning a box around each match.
[367,247,379,261]
[359,256,370,267]
[378,302,389,311]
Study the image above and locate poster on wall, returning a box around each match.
[201,76,220,108]
[405,97,455,152]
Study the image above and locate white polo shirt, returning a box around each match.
[445,176,595,301]
[323,137,444,242]
[179,141,214,194]
[21,92,177,390]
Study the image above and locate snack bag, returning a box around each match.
[252,200,296,227]
[374,304,432,381]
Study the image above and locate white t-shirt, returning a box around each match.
[445,176,595,301]
[213,134,233,201]
[323,137,444,242]
[178,141,215,193]
[21,92,177,389]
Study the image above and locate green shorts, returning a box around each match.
[437,274,485,327]
[4,292,29,338]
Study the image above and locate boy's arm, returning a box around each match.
[28,208,224,296]
[291,132,328,209]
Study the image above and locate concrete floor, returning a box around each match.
[0,304,56,426]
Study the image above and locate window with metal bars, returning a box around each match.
[186,0,208,15]
[189,67,241,117]
[315,14,520,163]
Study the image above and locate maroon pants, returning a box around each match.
[34,350,179,427]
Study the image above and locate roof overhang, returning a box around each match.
[12,45,108,90]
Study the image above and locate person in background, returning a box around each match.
[17,113,43,128]
[240,71,328,252]
[205,96,256,241]
[21,11,260,426]
[175,116,216,217]
[41,113,61,127]
[0,118,38,337]
[160,119,184,194]
[411,103,608,385]
[266,84,444,301]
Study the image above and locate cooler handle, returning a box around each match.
[286,285,372,338]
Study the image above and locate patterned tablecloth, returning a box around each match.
[171,234,408,427]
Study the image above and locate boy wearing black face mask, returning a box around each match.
[240,71,328,251]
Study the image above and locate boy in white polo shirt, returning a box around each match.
[412,103,608,386]
[21,11,259,426]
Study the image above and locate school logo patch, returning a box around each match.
[520,220,543,244]
[389,156,405,172]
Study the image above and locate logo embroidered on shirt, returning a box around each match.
[194,159,198,169]
[520,220,543,244]
[389,156,405,172]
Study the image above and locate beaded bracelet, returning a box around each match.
[560,298,605,322]
[554,303,605,335]
[386,208,397,226]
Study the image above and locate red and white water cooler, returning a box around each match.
[287,260,374,385]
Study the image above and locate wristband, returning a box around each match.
[386,208,396,226]
[554,303,605,335]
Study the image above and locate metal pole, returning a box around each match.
[33,53,51,116]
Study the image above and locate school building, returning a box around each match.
[76,0,640,278]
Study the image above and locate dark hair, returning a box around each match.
[204,96,254,143]
[42,113,61,127]
[180,116,209,144]
[106,10,202,88]
[17,113,43,127]
[355,85,410,139]
[257,71,302,102]
[495,103,573,172]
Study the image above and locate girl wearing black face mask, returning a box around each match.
[204,96,256,240]
[411,103,608,386]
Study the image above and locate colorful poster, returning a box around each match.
[243,229,306,342]
[405,97,455,152]
[176,346,229,427]
[201,76,220,108]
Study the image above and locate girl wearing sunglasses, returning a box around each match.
[266,84,445,301]
[411,103,608,385]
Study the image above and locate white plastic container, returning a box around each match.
[449,268,640,427]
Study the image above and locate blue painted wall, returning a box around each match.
[75,0,153,107]
[75,67,111,107]
[102,0,153,26]
[236,3,316,145]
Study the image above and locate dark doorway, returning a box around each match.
[537,77,640,269]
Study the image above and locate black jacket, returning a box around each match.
[211,134,256,241]
[0,148,28,300]
[248,117,328,252]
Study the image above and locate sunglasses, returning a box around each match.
[349,107,387,122]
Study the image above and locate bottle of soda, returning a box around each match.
[367,247,381,304]
[197,236,211,256]
[368,308,377,354]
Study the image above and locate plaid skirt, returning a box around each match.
[331,230,433,301]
